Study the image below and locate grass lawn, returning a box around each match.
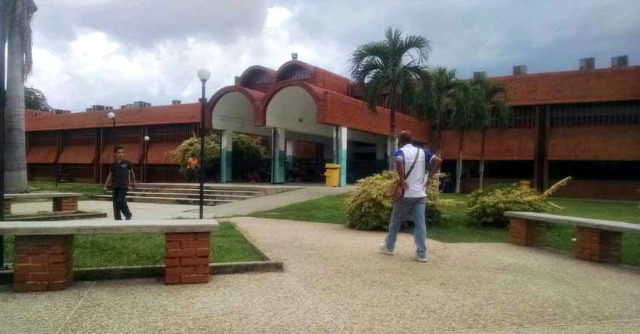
[250,193,640,265]
[29,182,104,200]
[2,222,266,268]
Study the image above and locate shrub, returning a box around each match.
[172,133,269,182]
[467,177,571,228]
[345,171,443,231]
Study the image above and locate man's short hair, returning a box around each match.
[113,146,124,153]
[398,131,413,144]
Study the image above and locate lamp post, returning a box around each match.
[143,135,150,183]
[107,112,116,148]
[197,69,211,219]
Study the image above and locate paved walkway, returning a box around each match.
[2,215,640,333]
[8,186,352,219]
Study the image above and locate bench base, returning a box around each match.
[576,227,622,262]
[13,235,73,292]
[165,232,211,284]
[509,218,543,247]
[3,199,11,215]
[52,197,79,212]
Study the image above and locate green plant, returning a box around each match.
[171,133,269,182]
[467,177,571,228]
[345,171,443,231]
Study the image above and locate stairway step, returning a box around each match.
[115,191,254,200]
[93,195,235,206]
[132,187,264,196]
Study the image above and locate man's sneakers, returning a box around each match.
[412,255,428,263]
[378,244,394,255]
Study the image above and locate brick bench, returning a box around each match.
[505,211,640,263]
[3,192,81,215]
[0,219,219,292]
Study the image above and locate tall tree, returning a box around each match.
[449,81,486,194]
[349,27,431,169]
[25,86,50,111]
[422,67,458,156]
[472,78,509,190]
[4,0,37,193]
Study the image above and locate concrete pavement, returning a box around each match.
[1,216,639,333]
[8,186,352,220]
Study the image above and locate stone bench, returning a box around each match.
[3,192,81,215]
[0,219,219,292]
[504,211,640,262]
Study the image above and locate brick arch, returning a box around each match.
[275,60,316,82]
[238,65,276,90]
[204,86,264,129]
[257,82,327,127]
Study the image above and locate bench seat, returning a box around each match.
[3,192,81,214]
[0,219,219,292]
[504,211,640,263]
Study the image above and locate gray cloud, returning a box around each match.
[27,0,640,111]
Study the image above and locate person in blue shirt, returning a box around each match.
[380,131,442,262]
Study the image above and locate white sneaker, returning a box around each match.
[412,256,428,263]
[379,244,394,255]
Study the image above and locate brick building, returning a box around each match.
[439,58,640,200]
[24,58,640,200]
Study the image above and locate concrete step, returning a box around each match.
[131,187,264,196]
[111,191,254,200]
[135,183,297,195]
[93,195,234,206]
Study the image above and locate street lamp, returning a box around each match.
[107,112,116,148]
[143,135,150,183]
[197,68,211,219]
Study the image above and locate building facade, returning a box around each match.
[24,59,640,200]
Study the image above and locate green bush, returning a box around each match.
[345,171,443,231]
[467,177,571,228]
[172,133,269,182]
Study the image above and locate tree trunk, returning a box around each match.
[479,128,487,190]
[455,130,464,194]
[388,92,398,170]
[5,1,29,193]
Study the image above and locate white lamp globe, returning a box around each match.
[197,69,211,81]
[144,136,150,141]
[107,112,115,120]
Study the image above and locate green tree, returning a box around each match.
[420,67,458,156]
[472,78,510,190]
[349,27,431,169]
[449,81,486,194]
[25,86,50,111]
[4,0,38,193]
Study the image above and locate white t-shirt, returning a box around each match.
[395,144,435,198]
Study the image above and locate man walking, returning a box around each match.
[104,146,137,220]
[380,131,442,262]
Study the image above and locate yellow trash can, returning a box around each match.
[324,164,341,187]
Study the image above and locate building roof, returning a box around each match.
[26,103,200,132]
[492,65,640,106]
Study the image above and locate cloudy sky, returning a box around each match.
[28,0,640,111]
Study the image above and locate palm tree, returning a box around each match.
[349,27,431,169]
[472,78,510,190]
[449,81,486,194]
[4,0,37,193]
[423,67,458,156]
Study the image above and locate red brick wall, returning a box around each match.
[548,126,640,160]
[493,66,640,106]
[314,68,351,95]
[440,129,536,160]
[552,179,640,200]
[320,90,430,143]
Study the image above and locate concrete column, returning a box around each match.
[220,130,233,183]
[285,139,295,182]
[271,128,286,184]
[338,126,348,187]
[387,136,398,170]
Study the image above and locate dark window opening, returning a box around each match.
[549,161,640,181]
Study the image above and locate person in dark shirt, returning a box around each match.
[103,146,137,220]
